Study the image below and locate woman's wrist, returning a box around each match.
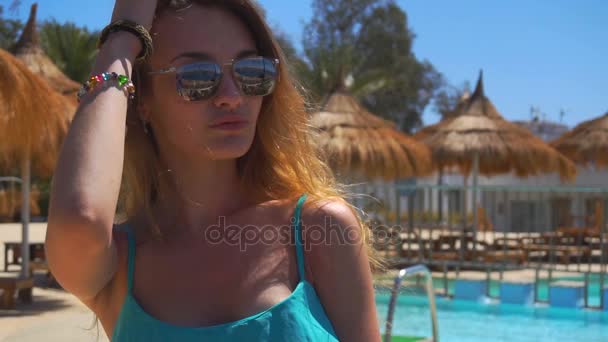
[91,32,142,76]
[98,20,154,62]
[102,31,143,61]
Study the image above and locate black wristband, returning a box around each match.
[98,19,153,62]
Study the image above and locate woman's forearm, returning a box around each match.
[48,32,140,242]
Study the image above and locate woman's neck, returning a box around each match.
[152,157,252,238]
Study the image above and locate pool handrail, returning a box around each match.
[384,264,439,342]
[0,177,22,184]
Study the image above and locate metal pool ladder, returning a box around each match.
[384,264,439,342]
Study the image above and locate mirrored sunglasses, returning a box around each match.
[148,56,279,101]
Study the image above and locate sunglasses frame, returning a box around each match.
[147,56,280,101]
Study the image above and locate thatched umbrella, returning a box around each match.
[3,4,76,278]
[311,89,433,181]
[0,48,72,278]
[415,71,576,241]
[0,184,40,221]
[11,4,80,103]
[551,112,608,168]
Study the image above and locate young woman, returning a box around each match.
[46,0,381,340]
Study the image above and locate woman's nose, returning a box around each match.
[212,72,243,111]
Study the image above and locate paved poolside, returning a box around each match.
[0,223,108,341]
[1,222,605,340]
[0,286,107,341]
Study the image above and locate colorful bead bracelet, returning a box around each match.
[77,72,136,102]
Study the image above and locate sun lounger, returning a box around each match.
[519,236,592,264]
[556,200,605,240]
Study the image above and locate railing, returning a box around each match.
[366,183,608,310]
[384,264,439,342]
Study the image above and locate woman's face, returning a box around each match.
[143,5,263,161]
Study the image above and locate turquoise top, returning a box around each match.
[112,193,339,341]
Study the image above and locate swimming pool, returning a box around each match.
[421,274,606,307]
[376,290,608,342]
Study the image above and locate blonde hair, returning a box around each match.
[118,0,383,270]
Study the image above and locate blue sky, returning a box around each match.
[4,0,607,128]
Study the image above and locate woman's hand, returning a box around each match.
[110,0,159,30]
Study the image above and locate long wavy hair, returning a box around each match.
[116,0,382,270]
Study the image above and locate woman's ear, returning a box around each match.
[135,77,153,121]
[139,103,154,134]
[138,102,152,122]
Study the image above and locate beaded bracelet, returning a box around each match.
[77,72,136,102]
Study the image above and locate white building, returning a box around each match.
[364,119,608,233]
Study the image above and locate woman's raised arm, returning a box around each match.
[45,0,157,301]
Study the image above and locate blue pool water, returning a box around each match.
[376,290,608,342]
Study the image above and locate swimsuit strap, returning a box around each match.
[119,224,136,293]
[293,193,308,282]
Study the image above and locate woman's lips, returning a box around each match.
[209,121,249,130]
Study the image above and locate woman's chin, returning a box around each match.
[202,145,252,160]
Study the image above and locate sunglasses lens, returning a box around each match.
[176,62,221,101]
[234,57,278,96]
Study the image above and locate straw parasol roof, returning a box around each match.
[0,47,72,278]
[11,3,80,102]
[551,112,608,169]
[0,48,72,175]
[415,72,576,181]
[0,187,40,219]
[1,3,76,176]
[310,88,433,181]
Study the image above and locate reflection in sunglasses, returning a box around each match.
[149,57,279,101]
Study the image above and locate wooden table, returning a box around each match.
[0,276,34,309]
[432,233,475,251]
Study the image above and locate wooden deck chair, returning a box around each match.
[593,200,604,235]
[557,200,604,238]
[476,206,494,243]
[0,189,10,221]
[519,235,592,264]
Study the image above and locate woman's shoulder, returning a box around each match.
[262,193,356,225]
[294,195,363,247]
[298,195,356,223]
[294,195,368,288]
